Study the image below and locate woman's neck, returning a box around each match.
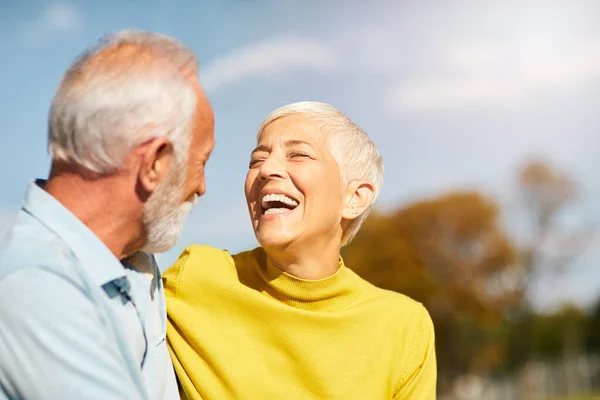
[265,245,341,280]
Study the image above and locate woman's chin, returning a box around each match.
[256,231,295,250]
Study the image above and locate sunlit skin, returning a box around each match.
[125,74,215,254]
[135,76,214,200]
[180,79,215,202]
[244,115,374,279]
[45,56,215,260]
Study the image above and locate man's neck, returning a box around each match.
[44,167,143,260]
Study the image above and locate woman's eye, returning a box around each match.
[249,158,264,168]
[289,152,309,158]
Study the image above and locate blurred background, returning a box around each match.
[1,0,599,398]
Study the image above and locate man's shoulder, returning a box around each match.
[0,261,147,400]
[0,261,101,332]
[0,211,78,282]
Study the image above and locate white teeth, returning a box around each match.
[264,208,291,215]
[261,193,299,208]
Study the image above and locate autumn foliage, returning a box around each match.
[341,160,598,391]
[343,192,519,385]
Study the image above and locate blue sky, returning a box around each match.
[1,0,599,310]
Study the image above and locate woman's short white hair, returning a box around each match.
[48,30,199,174]
[257,101,384,246]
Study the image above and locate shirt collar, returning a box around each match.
[22,179,128,288]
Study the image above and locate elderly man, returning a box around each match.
[0,30,214,400]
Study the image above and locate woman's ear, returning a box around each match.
[341,180,375,220]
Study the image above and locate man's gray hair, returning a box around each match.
[48,30,199,173]
[257,101,384,246]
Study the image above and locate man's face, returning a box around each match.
[181,81,215,204]
[142,79,215,253]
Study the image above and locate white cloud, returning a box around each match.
[379,27,600,112]
[315,1,600,113]
[200,35,341,93]
[194,3,600,111]
[387,37,600,112]
[44,3,81,31]
[21,3,82,45]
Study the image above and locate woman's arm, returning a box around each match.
[393,305,437,399]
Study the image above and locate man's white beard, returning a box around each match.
[142,161,195,254]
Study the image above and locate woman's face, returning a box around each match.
[244,115,346,251]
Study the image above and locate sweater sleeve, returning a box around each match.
[393,305,437,399]
[162,247,192,300]
[163,245,229,400]
[162,244,234,301]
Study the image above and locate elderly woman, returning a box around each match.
[163,101,437,399]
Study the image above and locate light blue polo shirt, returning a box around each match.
[0,180,178,400]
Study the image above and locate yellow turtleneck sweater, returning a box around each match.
[163,245,436,400]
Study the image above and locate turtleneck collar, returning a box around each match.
[248,248,362,312]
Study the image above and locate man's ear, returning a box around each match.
[341,180,375,220]
[137,137,174,194]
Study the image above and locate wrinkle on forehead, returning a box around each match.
[257,115,334,145]
[257,116,332,154]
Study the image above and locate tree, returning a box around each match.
[515,159,596,301]
[342,191,518,389]
[585,298,600,354]
[507,160,597,367]
[342,159,597,392]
